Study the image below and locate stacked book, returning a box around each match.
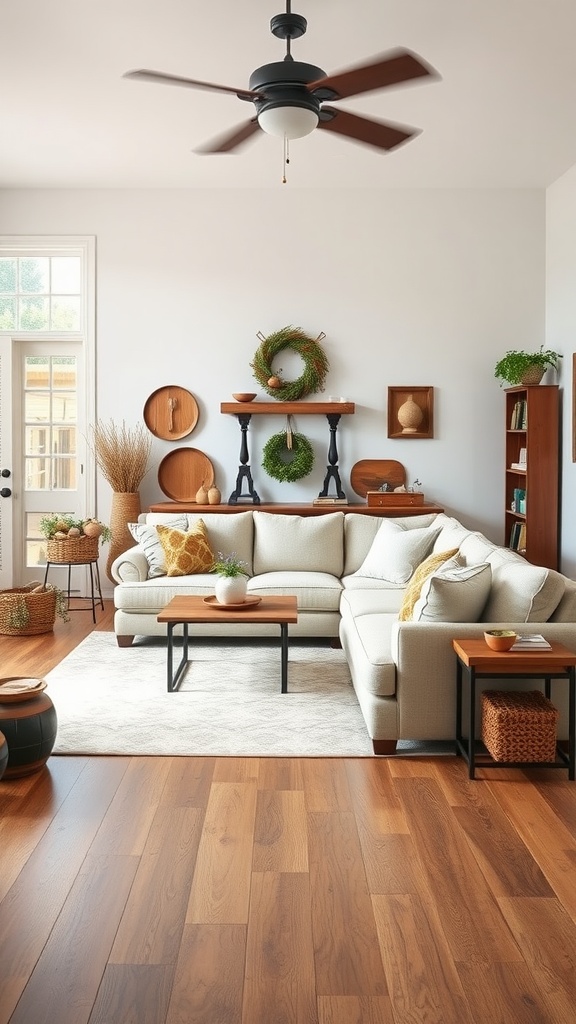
[510,633,551,650]
[510,400,528,430]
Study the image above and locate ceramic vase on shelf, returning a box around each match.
[208,485,221,505]
[214,576,247,605]
[397,394,424,434]
[106,491,141,582]
[195,482,208,505]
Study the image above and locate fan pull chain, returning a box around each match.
[282,136,290,184]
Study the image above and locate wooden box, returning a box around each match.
[366,491,425,508]
[481,690,558,762]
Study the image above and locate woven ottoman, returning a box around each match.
[481,689,558,763]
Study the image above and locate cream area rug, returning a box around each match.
[45,632,375,757]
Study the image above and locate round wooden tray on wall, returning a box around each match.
[350,459,406,498]
[143,385,199,440]
[157,448,215,501]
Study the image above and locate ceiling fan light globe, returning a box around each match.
[258,105,318,140]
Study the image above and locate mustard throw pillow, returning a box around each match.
[398,547,460,621]
[156,520,214,577]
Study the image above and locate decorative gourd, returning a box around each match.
[207,485,221,505]
[195,482,208,504]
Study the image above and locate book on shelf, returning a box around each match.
[510,634,552,651]
[312,497,349,505]
[509,400,527,430]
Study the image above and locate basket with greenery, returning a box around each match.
[0,582,69,635]
[494,347,562,387]
[40,515,112,563]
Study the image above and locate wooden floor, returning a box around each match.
[1,603,576,1024]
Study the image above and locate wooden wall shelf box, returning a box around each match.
[387,387,434,439]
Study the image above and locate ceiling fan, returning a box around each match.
[123,1,439,156]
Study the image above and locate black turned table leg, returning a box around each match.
[228,413,261,505]
[318,413,346,499]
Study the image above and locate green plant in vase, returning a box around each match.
[494,347,562,387]
[212,552,249,605]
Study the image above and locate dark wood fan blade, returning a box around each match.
[317,107,418,151]
[194,119,261,154]
[123,69,259,100]
[308,48,437,101]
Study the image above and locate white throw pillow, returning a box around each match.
[128,517,188,578]
[412,560,492,622]
[353,521,441,585]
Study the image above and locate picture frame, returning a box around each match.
[387,386,434,439]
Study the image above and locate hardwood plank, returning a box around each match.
[485,777,576,926]
[159,755,216,807]
[392,777,523,962]
[456,961,558,1024]
[257,756,305,790]
[243,872,318,1024]
[301,758,353,812]
[344,758,409,835]
[186,780,258,924]
[252,789,309,872]
[165,924,246,1024]
[7,853,139,1024]
[497,895,576,1020]
[308,810,388,996]
[531,769,576,840]
[90,756,172,856]
[89,964,175,1024]
[373,893,476,1024]
[0,758,129,1023]
[110,806,203,965]
[317,995,395,1024]
[212,756,260,782]
[358,834,421,895]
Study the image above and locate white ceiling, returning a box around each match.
[3,0,576,190]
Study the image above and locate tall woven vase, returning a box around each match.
[106,491,141,582]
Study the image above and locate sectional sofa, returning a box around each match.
[111,509,576,753]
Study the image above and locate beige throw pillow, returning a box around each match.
[412,560,492,622]
[128,516,188,577]
[353,521,441,585]
[398,547,460,621]
[156,520,215,577]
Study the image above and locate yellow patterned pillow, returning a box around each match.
[398,547,460,621]
[156,520,214,577]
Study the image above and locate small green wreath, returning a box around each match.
[262,431,315,482]
[251,325,329,401]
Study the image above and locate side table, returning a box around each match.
[453,638,576,779]
[43,558,104,624]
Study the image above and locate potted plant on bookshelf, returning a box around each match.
[212,552,249,605]
[494,347,562,387]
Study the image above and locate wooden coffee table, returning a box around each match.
[453,638,576,779]
[157,595,298,693]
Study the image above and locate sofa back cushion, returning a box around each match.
[481,555,566,622]
[253,511,344,575]
[184,511,254,576]
[352,520,441,585]
[343,513,440,576]
[550,580,576,622]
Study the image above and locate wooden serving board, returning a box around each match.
[144,385,199,440]
[157,448,214,501]
[350,459,406,498]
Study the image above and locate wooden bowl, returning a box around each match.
[232,392,256,403]
[484,630,517,652]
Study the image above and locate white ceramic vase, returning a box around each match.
[215,575,247,605]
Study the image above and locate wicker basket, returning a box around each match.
[481,690,558,763]
[0,587,57,636]
[47,535,99,564]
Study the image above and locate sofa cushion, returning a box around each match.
[248,571,342,612]
[129,515,188,577]
[550,581,576,622]
[253,511,344,575]
[481,558,566,622]
[184,511,254,576]
[412,560,492,622]
[114,573,216,612]
[343,512,439,576]
[156,521,215,577]
[431,513,473,554]
[398,547,460,621]
[353,520,441,585]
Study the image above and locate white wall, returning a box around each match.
[0,187,548,550]
[547,167,576,578]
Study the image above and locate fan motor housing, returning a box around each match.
[249,60,326,116]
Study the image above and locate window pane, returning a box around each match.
[19,296,49,330]
[20,257,49,293]
[53,457,76,489]
[51,296,81,331]
[52,395,77,424]
[51,357,76,390]
[26,457,51,489]
[26,513,46,539]
[25,356,50,389]
[0,258,16,292]
[27,539,48,567]
[25,425,49,456]
[0,296,16,329]
[51,256,81,292]
[52,426,77,453]
[25,393,50,423]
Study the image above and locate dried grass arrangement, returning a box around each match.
[89,420,152,493]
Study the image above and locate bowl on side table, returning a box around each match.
[484,629,517,652]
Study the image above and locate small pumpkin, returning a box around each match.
[267,376,282,389]
[67,527,81,537]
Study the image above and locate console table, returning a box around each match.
[220,401,355,504]
[148,501,444,518]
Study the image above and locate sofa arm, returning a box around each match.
[110,545,149,583]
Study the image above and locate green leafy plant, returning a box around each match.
[494,347,562,386]
[211,552,248,577]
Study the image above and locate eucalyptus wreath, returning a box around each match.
[261,431,315,482]
[251,326,329,401]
